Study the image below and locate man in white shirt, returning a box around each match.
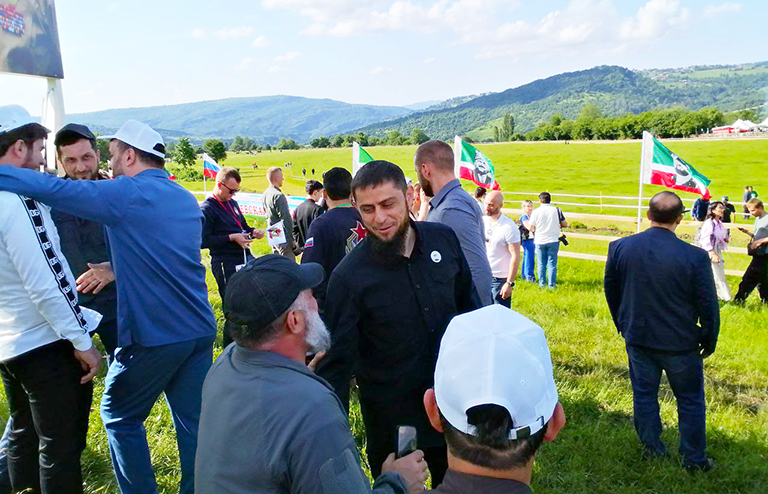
[483,191,521,308]
[528,192,568,289]
[0,105,101,494]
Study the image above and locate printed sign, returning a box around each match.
[267,220,287,247]
[0,0,64,79]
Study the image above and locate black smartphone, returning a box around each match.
[395,425,418,459]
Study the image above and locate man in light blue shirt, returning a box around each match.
[415,140,492,305]
[0,120,216,494]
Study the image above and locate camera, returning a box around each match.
[559,234,569,246]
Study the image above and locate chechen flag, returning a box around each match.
[453,136,500,190]
[202,153,220,179]
[641,131,711,199]
[352,142,373,176]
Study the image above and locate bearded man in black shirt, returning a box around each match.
[318,160,481,487]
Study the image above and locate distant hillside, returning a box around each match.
[357,63,768,140]
[69,96,413,144]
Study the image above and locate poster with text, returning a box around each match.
[0,0,63,78]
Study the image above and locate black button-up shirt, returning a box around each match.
[426,470,533,494]
[318,221,481,449]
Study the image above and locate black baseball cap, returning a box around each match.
[224,255,324,331]
[54,123,96,147]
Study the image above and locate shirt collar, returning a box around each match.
[136,168,171,178]
[430,179,462,209]
[231,345,333,389]
[435,470,533,494]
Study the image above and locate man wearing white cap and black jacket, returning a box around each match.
[0,119,217,494]
[422,305,566,493]
[0,105,102,494]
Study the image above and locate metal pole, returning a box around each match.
[636,133,648,233]
[42,78,66,173]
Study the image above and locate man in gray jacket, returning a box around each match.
[263,166,296,260]
[195,255,428,494]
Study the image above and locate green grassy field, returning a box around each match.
[1,139,766,493]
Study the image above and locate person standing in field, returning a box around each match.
[721,196,736,223]
[263,166,296,260]
[742,186,753,219]
[0,119,218,494]
[604,191,719,472]
[482,191,521,308]
[414,140,493,305]
[519,200,536,283]
[293,179,324,251]
[698,201,732,301]
[734,198,768,304]
[528,192,567,289]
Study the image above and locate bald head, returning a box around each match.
[484,190,505,218]
[647,191,684,226]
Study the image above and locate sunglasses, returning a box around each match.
[218,182,240,194]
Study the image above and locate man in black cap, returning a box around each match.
[195,255,428,494]
[51,123,118,360]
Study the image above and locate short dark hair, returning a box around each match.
[706,201,724,221]
[55,134,97,158]
[305,179,323,196]
[218,167,242,183]
[351,160,407,199]
[474,187,487,199]
[323,167,352,201]
[114,140,165,168]
[440,404,548,470]
[415,140,454,172]
[0,123,48,158]
[648,191,684,224]
[539,192,551,203]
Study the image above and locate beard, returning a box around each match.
[418,172,434,197]
[368,214,411,263]
[304,306,331,354]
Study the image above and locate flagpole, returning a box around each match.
[636,133,648,233]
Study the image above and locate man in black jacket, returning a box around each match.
[293,179,324,250]
[201,167,264,346]
[318,161,481,487]
[604,191,719,472]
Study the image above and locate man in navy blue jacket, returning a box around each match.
[604,191,719,472]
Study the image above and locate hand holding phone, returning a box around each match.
[396,425,418,459]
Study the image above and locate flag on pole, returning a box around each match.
[640,131,711,199]
[352,142,374,176]
[164,169,176,181]
[453,136,500,190]
[202,153,220,179]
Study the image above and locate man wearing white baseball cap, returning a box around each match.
[422,305,566,493]
[0,119,217,494]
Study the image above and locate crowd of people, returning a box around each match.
[0,104,764,494]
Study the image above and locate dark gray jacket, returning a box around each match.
[263,185,293,248]
[195,346,408,494]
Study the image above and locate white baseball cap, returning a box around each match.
[100,120,165,158]
[0,105,49,135]
[435,305,558,440]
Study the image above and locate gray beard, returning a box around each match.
[304,308,331,354]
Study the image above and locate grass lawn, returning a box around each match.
[1,139,765,492]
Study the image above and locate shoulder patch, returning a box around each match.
[305,237,314,248]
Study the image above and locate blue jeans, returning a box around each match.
[100,335,214,494]
[490,277,512,308]
[0,420,10,494]
[626,344,707,465]
[535,241,560,288]
[521,239,535,281]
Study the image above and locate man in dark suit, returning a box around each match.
[604,191,719,472]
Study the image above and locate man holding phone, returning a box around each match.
[201,167,264,347]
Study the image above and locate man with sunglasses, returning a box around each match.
[201,167,264,348]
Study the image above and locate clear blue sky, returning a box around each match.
[3,0,766,115]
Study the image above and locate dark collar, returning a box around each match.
[230,346,334,391]
[430,179,462,209]
[432,470,533,494]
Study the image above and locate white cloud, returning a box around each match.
[235,57,256,71]
[107,3,120,11]
[274,51,300,62]
[267,66,285,74]
[252,35,270,48]
[618,0,689,42]
[703,2,743,18]
[424,58,435,64]
[191,26,254,40]
[370,66,394,74]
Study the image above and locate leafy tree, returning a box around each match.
[332,135,345,147]
[203,139,227,163]
[386,130,406,146]
[277,138,300,150]
[410,128,430,145]
[353,132,369,146]
[500,114,515,141]
[310,136,331,148]
[172,137,197,168]
[493,126,500,142]
[230,136,245,152]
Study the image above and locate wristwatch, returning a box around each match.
[504,281,515,287]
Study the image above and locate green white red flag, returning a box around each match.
[352,142,374,176]
[641,131,711,199]
[453,136,500,190]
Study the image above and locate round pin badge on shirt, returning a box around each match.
[430,251,442,263]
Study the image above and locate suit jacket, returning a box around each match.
[604,227,719,353]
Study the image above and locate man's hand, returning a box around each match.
[708,251,721,264]
[307,351,326,372]
[250,229,265,240]
[699,343,715,359]
[229,233,252,249]
[381,450,428,494]
[76,262,115,294]
[500,281,513,299]
[74,346,102,384]
[737,227,751,236]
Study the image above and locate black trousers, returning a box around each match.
[0,340,93,494]
[734,256,767,302]
[211,258,248,348]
